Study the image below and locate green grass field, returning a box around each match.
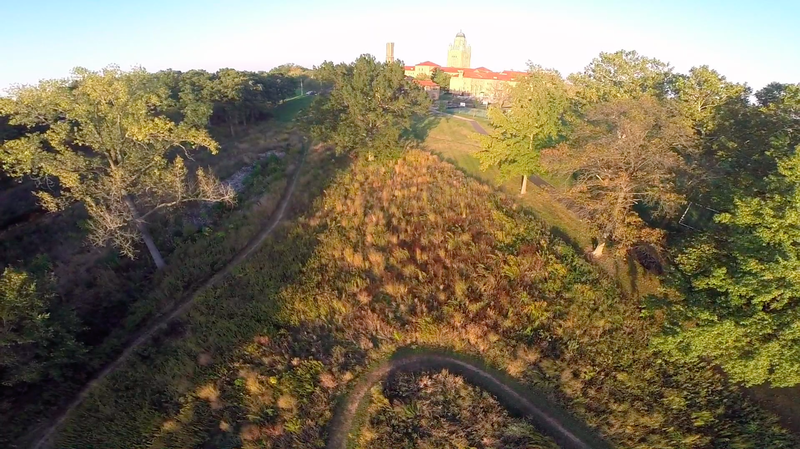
[273,95,315,123]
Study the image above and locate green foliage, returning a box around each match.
[655,148,800,387]
[306,55,431,158]
[0,66,233,262]
[430,67,452,91]
[52,151,793,449]
[653,83,800,387]
[0,268,82,387]
[477,67,570,182]
[568,50,673,105]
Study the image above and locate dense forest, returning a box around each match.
[0,49,799,449]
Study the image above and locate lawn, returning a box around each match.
[273,95,315,123]
[423,116,660,299]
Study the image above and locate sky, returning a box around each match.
[1,0,798,92]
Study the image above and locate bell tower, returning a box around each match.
[447,30,471,68]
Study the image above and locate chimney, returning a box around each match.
[386,42,395,63]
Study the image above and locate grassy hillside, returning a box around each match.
[424,117,661,299]
[54,150,793,449]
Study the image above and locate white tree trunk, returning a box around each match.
[124,197,166,269]
[592,240,606,258]
[520,175,528,195]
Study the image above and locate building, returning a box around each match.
[399,31,527,103]
[447,30,471,68]
[413,78,441,100]
[386,42,395,63]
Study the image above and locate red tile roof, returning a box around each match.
[414,78,439,88]
[408,62,528,82]
[404,65,415,71]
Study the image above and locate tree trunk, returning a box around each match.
[124,197,166,270]
[592,240,606,258]
[520,175,528,195]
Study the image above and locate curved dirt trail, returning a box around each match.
[326,350,612,449]
[26,146,308,449]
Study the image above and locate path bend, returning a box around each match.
[24,144,308,449]
[326,349,612,449]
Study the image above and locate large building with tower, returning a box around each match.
[390,31,526,102]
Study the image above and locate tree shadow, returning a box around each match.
[409,114,442,142]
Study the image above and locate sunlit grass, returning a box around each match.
[424,117,660,299]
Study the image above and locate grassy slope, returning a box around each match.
[53,150,793,449]
[2,115,309,446]
[424,116,661,299]
[424,117,800,436]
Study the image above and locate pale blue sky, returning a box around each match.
[1,0,797,91]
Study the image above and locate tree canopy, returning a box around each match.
[477,67,571,194]
[653,84,800,387]
[543,96,693,256]
[0,66,234,268]
[306,55,430,158]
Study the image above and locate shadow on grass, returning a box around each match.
[409,114,442,142]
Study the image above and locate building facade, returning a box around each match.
[447,31,471,68]
[400,31,526,103]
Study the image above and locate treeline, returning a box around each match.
[153,67,299,136]
[475,50,800,387]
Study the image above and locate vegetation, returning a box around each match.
[653,84,800,388]
[477,67,570,194]
[1,66,234,268]
[474,49,800,389]
[307,55,431,158]
[359,370,559,449]
[542,96,693,257]
[53,150,794,449]
[0,65,311,446]
[2,44,800,449]
[431,67,452,91]
[0,267,82,387]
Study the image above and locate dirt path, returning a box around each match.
[326,350,611,449]
[24,145,308,449]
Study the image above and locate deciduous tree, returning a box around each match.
[653,84,800,387]
[568,50,673,105]
[0,66,234,269]
[431,67,452,91]
[306,55,430,158]
[476,67,570,194]
[542,96,692,256]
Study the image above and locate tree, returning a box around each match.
[476,67,570,194]
[652,85,800,387]
[431,68,452,91]
[0,268,82,387]
[655,149,800,387]
[0,66,234,269]
[542,96,692,257]
[568,50,673,105]
[306,55,431,158]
